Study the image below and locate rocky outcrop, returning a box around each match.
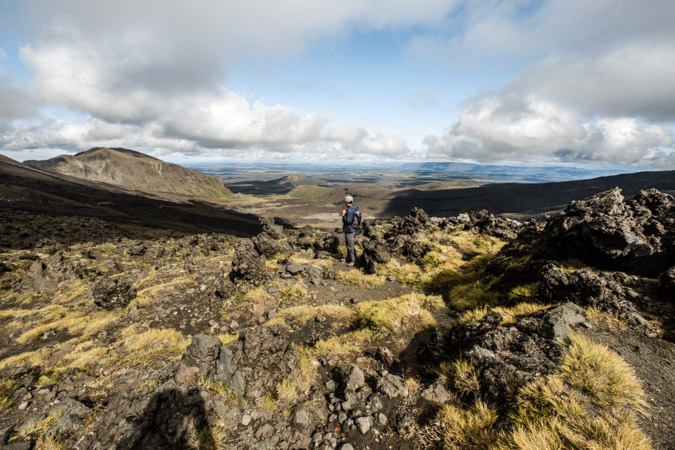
[92,276,137,309]
[448,303,587,404]
[441,209,522,240]
[539,188,674,276]
[230,241,268,285]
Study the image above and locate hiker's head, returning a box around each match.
[344,195,353,205]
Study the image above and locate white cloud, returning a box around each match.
[425,95,675,167]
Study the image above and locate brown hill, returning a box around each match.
[24,147,232,202]
[0,155,261,248]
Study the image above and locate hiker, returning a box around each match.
[341,195,361,267]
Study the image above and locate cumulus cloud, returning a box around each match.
[3,0,449,159]
[425,95,675,167]
[3,0,675,166]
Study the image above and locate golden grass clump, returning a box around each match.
[188,426,228,450]
[416,333,652,450]
[459,303,551,325]
[560,334,647,412]
[497,333,652,450]
[0,378,18,410]
[267,304,354,328]
[439,358,481,398]
[353,293,442,335]
[308,329,375,358]
[416,400,499,449]
[584,306,629,332]
[16,309,119,344]
[336,270,387,288]
[119,326,189,367]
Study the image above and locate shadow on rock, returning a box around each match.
[116,387,215,450]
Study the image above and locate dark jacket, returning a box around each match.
[342,206,358,233]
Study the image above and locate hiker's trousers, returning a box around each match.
[345,232,355,263]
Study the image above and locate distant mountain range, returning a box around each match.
[2,148,673,236]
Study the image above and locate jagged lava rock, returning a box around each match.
[540,188,674,275]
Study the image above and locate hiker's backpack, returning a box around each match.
[349,206,362,230]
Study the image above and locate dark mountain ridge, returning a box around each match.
[384,169,675,217]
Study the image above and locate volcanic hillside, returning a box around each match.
[24,148,233,203]
[0,183,673,449]
[0,155,261,248]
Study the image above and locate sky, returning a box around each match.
[1,0,674,169]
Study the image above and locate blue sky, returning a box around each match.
[1,0,674,168]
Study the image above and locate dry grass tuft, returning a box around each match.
[0,378,18,410]
[353,293,442,335]
[336,270,387,288]
[267,304,354,328]
[416,333,652,450]
[459,303,551,325]
[119,326,189,367]
[188,424,229,450]
[560,334,647,412]
[416,400,498,449]
[584,306,629,331]
[439,358,481,398]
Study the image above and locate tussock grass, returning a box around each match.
[16,309,119,344]
[0,378,18,410]
[560,334,647,412]
[353,293,442,335]
[417,334,652,450]
[507,283,539,303]
[135,276,194,307]
[439,359,481,398]
[217,332,238,345]
[585,306,629,331]
[277,281,308,307]
[57,341,110,372]
[36,436,68,450]
[14,408,65,441]
[53,279,87,304]
[460,303,552,325]
[119,326,189,367]
[276,378,300,404]
[336,270,387,288]
[0,349,43,371]
[229,286,275,316]
[267,304,354,328]
[188,425,229,450]
[376,259,422,286]
[416,400,499,449]
[309,329,375,358]
[500,334,651,449]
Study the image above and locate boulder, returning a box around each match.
[230,240,268,285]
[252,232,280,258]
[447,303,588,403]
[93,277,136,309]
[540,188,674,275]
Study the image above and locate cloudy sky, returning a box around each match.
[1,0,674,168]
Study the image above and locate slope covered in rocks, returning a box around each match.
[0,188,673,450]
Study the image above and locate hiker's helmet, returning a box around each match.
[344,195,353,204]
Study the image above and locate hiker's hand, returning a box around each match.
[341,209,346,217]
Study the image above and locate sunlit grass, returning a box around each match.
[353,293,442,335]
[416,333,652,450]
[267,304,354,328]
[118,326,189,368]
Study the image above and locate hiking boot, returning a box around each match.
[346,262,355,267]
